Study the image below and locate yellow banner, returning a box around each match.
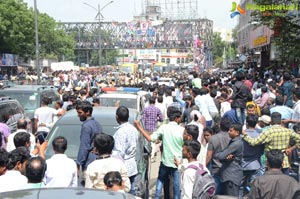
[253,36,267,47]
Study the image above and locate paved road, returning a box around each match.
[149,152,160,199]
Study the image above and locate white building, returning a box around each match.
[213,27,233,42]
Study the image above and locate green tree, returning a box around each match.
[0,0,75,61]
[38,13,75,61]
[250,0,300,62]
[212,32,225,67]
[0,0,35,57]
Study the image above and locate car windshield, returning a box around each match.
[45,123,118,159]
[99,98,137,109]
[1,92,38,111]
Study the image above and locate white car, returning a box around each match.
[98,88,150,113]
[157,78,175,87]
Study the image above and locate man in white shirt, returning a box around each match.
[34,97,61,143]
[177,140,202,199]
[193,88,213,127]
[155,96,166,123]
[113,106,138,195]
[44,136,77,187]
[7,119,36,153]
[0,147,31,192]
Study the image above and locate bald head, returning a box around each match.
[25,157,46,183]
[17,119,27,130]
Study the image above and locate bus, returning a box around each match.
[153,62,167,73]
[120,63,138,74]
[138,63,152,75]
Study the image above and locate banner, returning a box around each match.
[0,53,18,66]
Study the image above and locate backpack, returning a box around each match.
[186,163,216,199]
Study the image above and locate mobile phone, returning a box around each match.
[37,133,46,144]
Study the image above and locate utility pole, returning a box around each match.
[98,4,102,68]
[34,0,40,84]
[84,1,114,68]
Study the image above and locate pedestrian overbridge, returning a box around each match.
[58,19,213,50]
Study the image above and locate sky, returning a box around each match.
[23,0,238,29]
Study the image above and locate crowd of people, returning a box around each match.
[1,66,300,199]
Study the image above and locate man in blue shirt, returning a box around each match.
[242,114,264,196]
[222,108,239,124]
[270,95,294,120]
[76,102,102,185]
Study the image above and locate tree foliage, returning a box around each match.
[250,0,300,62]
[212,32,225,65]
[0,0,75,61]
[212,31,238,67]
[0,0,35,57]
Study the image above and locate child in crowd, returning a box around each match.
[178,140,202,199]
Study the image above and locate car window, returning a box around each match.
[46,123,117,159]
[0,103,11,123]
[0,92,38,111]
[100,98,137,109]
[46,125,82,159]
[42,91,59,108]
[6,102,24,126]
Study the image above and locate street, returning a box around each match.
[149,152,161,199]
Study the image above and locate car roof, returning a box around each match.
[55,106,139,126]
[99,93,138,99]
[0,187,135,199]
[0,85,56,92]
[45,106,141,159]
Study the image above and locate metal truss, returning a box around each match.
[58,19,213,51]
[143,0,199,20]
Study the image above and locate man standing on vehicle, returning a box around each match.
[76,102,102,185]
[113,106,139,195]
[34,97,63,144]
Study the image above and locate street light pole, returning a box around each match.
[83,1,114,68]
[34,0,40,84]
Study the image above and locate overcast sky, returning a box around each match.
[23,0,238,29]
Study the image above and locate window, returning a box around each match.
[0,104,10,123]
[177,58,180,64]
[166,58,170,64]
[161,58,165,63]
[42,91,60,108]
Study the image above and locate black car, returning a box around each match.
[0,85,60,131]
[0,187,136,199]
[44,106,150,198]
[0,96,28,132]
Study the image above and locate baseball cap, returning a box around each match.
[258,115,271,124]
